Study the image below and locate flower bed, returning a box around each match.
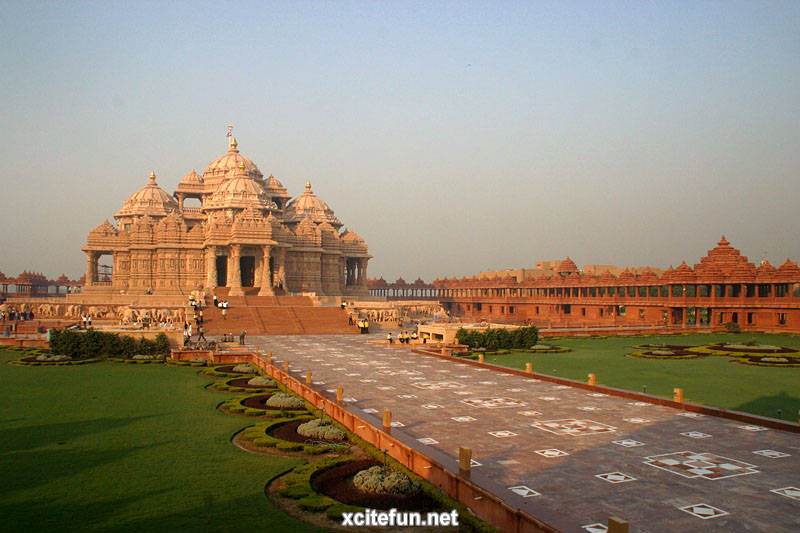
[219,392,308,417]
[313,460,438,511]
[732,355,800,367]
[209,376,277,393]
[201,364,257,377]
[627,348,704,360]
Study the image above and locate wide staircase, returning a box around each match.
[197,288,359,336]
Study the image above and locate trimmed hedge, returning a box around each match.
[456,325,538,350]
[48,329,169,359]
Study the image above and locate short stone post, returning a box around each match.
[459,447,472,473]
[306,371,312,385]
[525,362,533,374]
[382,409,392,431]
[336,386,343,404]
[267,352,272,365]
[608,516,629,533]
[673,388,684,403]
[283,360,289,372]
[478,353,485,364]
[588,373,596,386]
[442,347,451,356]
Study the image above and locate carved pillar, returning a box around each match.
[205,246,217,289]
[85,252,96,286]
[358,258,368,287]
[277,248,287,289]
[176,193,185,212]
[258,245,274,296]
[229,244,243,296]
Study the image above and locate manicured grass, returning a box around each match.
[485,333,800,421]
[0,349,334,533]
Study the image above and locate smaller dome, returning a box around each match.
[114,172,178,219]
[284,181,342,228]
[557,257,579,274]
[179,169,203,185]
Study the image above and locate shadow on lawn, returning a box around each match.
[0,488,171,533]
[0,442,164,495]
[733,391,800,421]
[2,492,333,533]
[0,414,164,453]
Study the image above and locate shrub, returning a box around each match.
[276,442,304,452]
[725,321,741,333]
[325,503,363,522]
[297,419,346,441]
[266,393,305,410]
[353,466,420,496]
[279,485,312,499]
[232,364,256,374]
[247,376,274,387]
[456,325,538,350]
[297,495,335,512]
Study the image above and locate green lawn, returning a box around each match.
[485,333,800,421]
[0,349,334,533]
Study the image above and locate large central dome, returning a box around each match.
[203,137,263,181]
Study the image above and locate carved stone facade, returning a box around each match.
[82,138,370,297]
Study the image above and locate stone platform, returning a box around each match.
[254,334,800,533]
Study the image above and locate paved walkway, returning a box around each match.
[252,334,800,533]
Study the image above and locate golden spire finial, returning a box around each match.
[239,162,246,170]
[149,171,156,183]
[305,180,311,190]
[230,136,238,150]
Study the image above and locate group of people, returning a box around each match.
[183,320,205,345]
[79,314,93,329]
[387,331,418,344]
[356,319,370,334]
[0,309,33,321]
[212,295,229,319]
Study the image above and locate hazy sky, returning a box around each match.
[1,1,798,282]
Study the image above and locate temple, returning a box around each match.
[370,237,800,332]
[81,138,371,298]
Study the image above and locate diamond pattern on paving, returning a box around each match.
[679,503,729,519]
[411,381,465,391]
[538,396,557,401]
[532,419,617,436]
[623,417,651,424]
[489,430,517,438]
[753,449,790,459]
[582,524,607,533]
[379,369,420,376]
[678,412,704,418]
[644,451,759,480]
[578,406,601,411]
[737,424,768,432]
[390,421,405,427]
[596,472,636,483]
[518,410,542,417]
[451,416,476,422]
[508,485,540,497]
[681,431,711,439]
[361,408,378,414]
[613,439,645,447]
[771,487,800,501]
[461,397,527,409]
[535,448,569,458]
[422,404,443,409]
[417,437,438,445]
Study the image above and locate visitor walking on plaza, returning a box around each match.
[197,325,206,341]
[239,330,246,345]
[364,320,370,333]
[187,323,192,339]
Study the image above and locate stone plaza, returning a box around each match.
[255,334,800,533]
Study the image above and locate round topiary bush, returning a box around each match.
[36,354,71,362]
[265,393,305,410]
[232,364,256,374]
[297,419,346,441]
[353,466,420,496]
[247,376,273,387]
